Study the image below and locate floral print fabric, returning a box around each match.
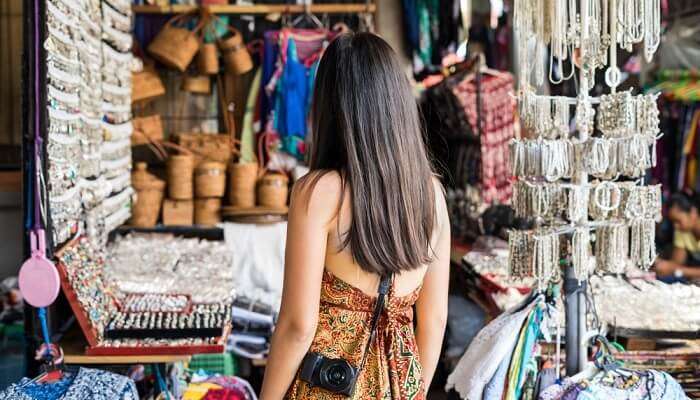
[0,367,138,400]
[285,271,424,400]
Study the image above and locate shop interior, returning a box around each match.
[0,0,700,398]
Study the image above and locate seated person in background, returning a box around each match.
[656,190,700,281]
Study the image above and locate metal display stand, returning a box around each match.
[564,266,587,375]
[511,0,662,377]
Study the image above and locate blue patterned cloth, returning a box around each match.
[0,367,138,400]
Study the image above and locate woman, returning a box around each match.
[259,33,450,399]
[656,190,700,281]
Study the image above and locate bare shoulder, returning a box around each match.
[431,175,446,199]
[290,170,344,224]
[431,176,449,230]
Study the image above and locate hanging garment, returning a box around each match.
[421,79,479,188]
[450,71,517,204]
[445,295,541,399]
[0,367,138,400]
[261,29,330,160]
[277,37,309,157]
[401,0,420,57]
[482,351,513,400]
[285,271,425,400]
[416,0,439,71]
[504,305,544,400]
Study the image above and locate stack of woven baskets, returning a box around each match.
[228,162,289,212]
[161,143,229,227]
[131,162,166,228]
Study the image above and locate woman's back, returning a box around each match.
[259,33,450,400]
[281,171,448,400]
[323,172,446,298]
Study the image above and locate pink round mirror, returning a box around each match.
[19,254,60,308]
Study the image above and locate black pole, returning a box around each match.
[564,265,586,376]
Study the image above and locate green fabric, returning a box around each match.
[505,305,543,400]
[204,17,229,44]
[416,0,439,67]
[239,68,262,164]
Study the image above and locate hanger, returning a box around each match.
[459,53,507,84]
[291,0,324,30]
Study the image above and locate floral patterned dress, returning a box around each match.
[285,271,425,400]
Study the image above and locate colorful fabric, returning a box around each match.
[261,29,329,160]
[205,376,257,400]
[184,383,224,400]
[579,371,688,400]
[285,271,424,400]
[513,307,544,399]
[504,308,536,400]
[202,388,246,400]
[416,0,439,70]
[0,368,138,400]
[446,296,541,399]
[450,72,517,204]
[482,350,513,400]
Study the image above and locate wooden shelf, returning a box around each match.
[133,3,376,15]
[64,350,193,365]
[60,330,194,365]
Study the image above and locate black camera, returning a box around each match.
[299,352,359,396]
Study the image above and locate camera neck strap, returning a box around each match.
[359,273,392,371]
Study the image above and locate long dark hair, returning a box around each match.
[307,32,436,275]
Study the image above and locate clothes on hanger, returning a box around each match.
[450,70,516,204]
[261,29,333,161]
[402,0,464,76]
[445,295,545,399]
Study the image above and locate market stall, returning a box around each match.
[5,0,700,398]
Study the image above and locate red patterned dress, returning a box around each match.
[285,271,425,400]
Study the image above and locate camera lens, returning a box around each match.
[327,365,346,385]
[320,360,353,391]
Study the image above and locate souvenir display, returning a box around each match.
[514,0,661,90]
[509,0,663,282]
[591,275,700,333]
[511,182,662,223]
[105,234,235,304]
[57,236,232,353]
[45,0,134,246]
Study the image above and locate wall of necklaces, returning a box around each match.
[46,0,134,247]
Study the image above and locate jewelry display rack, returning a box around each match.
[510,0,663,375]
